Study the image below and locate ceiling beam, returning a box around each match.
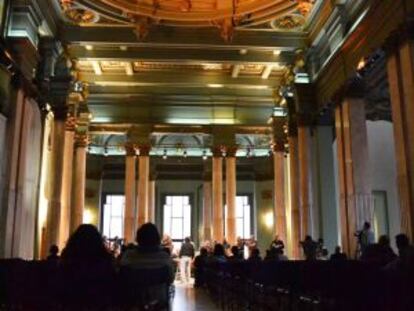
[68,45,295,65]
[87,85,274,97]
[88,124,272,135]
[62,25,307,50]
[78,71,281,88]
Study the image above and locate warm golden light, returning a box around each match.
[263,211,274,229]
[83,209,93,224]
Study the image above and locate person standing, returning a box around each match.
[179,237,195,284]
[358,222,375,257]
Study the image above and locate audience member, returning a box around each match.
[47,244,60,262]
[229,245,242,261]
[300,235,318,260]
[213,244,227,263]
[248,248,262,263]
[120,223,174,283]
[236,237,245,258]
[194,247,209,288]
[161,234,174,256]
[269,235,284,254]
[330,246,347,261]
[179,237,195,284]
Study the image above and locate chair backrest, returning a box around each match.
[118,265,171,309]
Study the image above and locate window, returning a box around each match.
[236,196,251,239]
[103,194,125,239]
[163,195,191,249]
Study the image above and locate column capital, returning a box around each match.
[211,145,225,157]
[384,18,414,55]
[137,144,151,156]
[224,145,238,157]
[125,142,137,156]
[65,116,76,131]
[333,76,366,105]
[75,133,89,148]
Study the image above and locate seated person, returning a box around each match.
[120,223,174,307]
[212,244,227,263]
[193,247,209,288]
[47,244,60,262]
[247,248,262,263]
[330,246,347,261]
[300,235,318,260]
[60,224,116,308]
[228,245,243,261]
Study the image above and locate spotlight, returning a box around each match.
[163,149,168,160]
[104,147,108,157]
[183,150,188,158]
[202,150,208,161]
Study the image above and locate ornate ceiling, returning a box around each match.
[60,0,317,40]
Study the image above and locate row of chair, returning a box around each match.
[0,259,172,310]
[203,260,411,311]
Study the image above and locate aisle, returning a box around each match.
[172,281,220,311]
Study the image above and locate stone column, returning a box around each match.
[70,133,88,232]
[148,179,156,223]
[124,143,136,243]
[59,116,76,249]
[273,144,287,245]
[386,28,414,240]
[297,123,313,239]
[288,134,301,259]
[203,179,213,241]
[137,146,150,227]
[212,148,224,242]
[335,87,372,257]
[225,147,237,245]
[45,107,66,249]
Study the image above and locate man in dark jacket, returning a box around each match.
[179,237,195,284]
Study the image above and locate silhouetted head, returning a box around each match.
[378,235,390,247]
[363,222,371,230]
[250,248,260,258]
[136,223,161,247]
[231,245,239,256]
[185,237,190,243]
[305,235,312,242]
[396,234,410,251]
[61,224,109,261]
[49,244,59,255]
[200,247,208,256]
[213,243,225,257]
[335,246,342,254]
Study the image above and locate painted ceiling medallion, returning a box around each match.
[270,14,306,31]
[60,1,100,24]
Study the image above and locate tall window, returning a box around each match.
[103,194,125,239]
[236,195,251,239]
[163,195,191,248]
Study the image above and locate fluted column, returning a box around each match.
[124,143,136,243]
[203,179,213,241]
[335,92,372,257]
[288,135,301,259]
[273,144,287,245]
[59,116,76,249]
[137,146,150,227]
[212,148,224,242]
[148,179,156,223]
[45,108,66,250]
[386,28,414,240]
[225,147,237,245]
[70,133,88,232]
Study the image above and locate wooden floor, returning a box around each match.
[172,281,219,311]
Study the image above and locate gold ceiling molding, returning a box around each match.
[60,0,316,40]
